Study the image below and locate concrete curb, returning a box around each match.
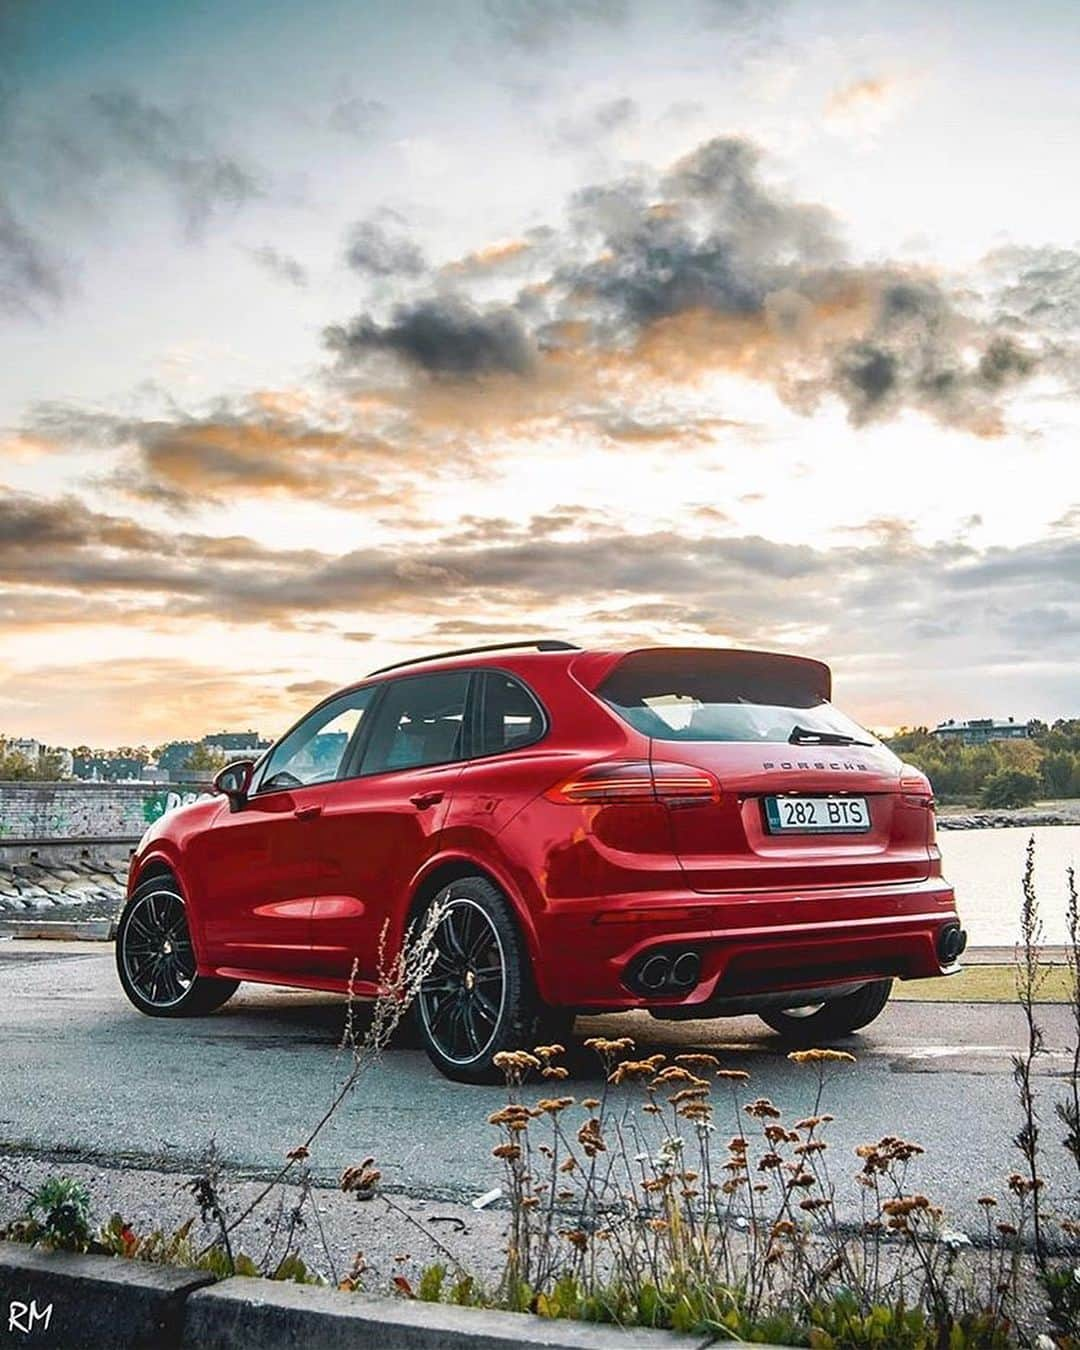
[0,919,116,941]
[0,1243,788,1350]
[0,1241,213,1349]
[182,1276,714,1349]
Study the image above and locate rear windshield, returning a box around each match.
[598,650,878,746]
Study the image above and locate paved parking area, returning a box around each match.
[1,941,1076,1233]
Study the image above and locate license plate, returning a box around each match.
[763,796,871,834]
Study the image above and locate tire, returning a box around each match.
[415,876,549,1084]
[758,979,893,1043]
[116,875,238,1018]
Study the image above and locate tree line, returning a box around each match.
[883,719,1080,808]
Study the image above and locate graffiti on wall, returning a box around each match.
[141,790,213,824]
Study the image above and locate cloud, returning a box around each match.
[87,90,261,235]
[325,296,535,377]
[823,76,909,138]
[484,0,629,50]
[0,85,266,304]
[344,218,426,278]
[328,94,389,139]
[247,245,308,287]
[2,491,1075,673]
[0,194,63,314]
[27,399,430,513]
[440,230,554,280]
[285,679,338,697]
[553,96,639,148]
[321,134,1045,436]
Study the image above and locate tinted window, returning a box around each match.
[600,650,877,746]
[477,672,545,755]
[361,671,470,774]
[259,687,375,791]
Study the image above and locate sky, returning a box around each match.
[1,0,1078,747]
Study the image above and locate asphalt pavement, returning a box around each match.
[1,941,1076,1236]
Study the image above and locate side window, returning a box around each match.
[360,671,470,775]
[259,687,375,792]
[477,672,546,756]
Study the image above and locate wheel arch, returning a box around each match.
[127,850,209,969]
[404,852,546,993]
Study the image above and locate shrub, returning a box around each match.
[981,770,1041,809]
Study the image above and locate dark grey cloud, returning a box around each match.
[829,284,1035,426]
[322,134,1044,432]
[247,245,307,288]
[344,218,426,278]
[0,194,63,314]
[485,0,628,49]
[325,296,534,377]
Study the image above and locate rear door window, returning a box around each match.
[475,671,546,756]
[360,671,471,774]
[599,650,877,747]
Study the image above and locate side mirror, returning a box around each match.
[213,759,255,812]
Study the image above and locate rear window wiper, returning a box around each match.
[788,724,874,748]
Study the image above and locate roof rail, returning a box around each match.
[366,639,580,678]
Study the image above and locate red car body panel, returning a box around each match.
[128,646,963,1014]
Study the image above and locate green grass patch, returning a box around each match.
[895,964,1072,1003]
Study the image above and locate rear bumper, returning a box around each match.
[534,877,962,1011]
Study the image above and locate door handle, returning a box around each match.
[294,804,323,821]
[410,791,444,810]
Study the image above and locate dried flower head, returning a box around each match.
[536,1096,575,1116]
[578,1117,606,1157]
[610,1057,666,1085]
[745,1097,782,1120]
[583,1036,634,1057]
[341,1161,381,1196]
[675,1053,720,1071]
[787,1048,856,1065]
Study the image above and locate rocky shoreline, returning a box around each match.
[0,857,126,921]
[936,809,1079,831]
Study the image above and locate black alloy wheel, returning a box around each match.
[416,876,549,1083]
[116,876,238,1017]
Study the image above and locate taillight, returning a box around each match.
[652,761,722,806]
[899,764,935,807]
[546,760,720,806]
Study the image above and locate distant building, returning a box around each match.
[203,730,271,756]
[932,717,1034,745]
[9,738,42,761]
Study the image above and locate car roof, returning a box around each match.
[321,643,830,700]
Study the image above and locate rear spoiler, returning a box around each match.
[570,647,832,702]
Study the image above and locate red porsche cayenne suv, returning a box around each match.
[117,642,965,1081]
